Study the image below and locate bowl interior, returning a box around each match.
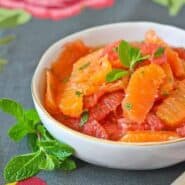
[32,22,185,145]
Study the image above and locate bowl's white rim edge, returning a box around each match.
[31,21,185,147]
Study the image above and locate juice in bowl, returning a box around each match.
[32,22,185,169]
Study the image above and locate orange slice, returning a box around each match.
[51,40,90,80]
[121,131,179,142]
[122,64,166,123]
[45,70,60,113]
[159,63,174,96]
[71,49,112,95]
[156,80,185,127]
[58,82,83,118]
[166,48,185,78]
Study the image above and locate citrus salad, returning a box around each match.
[44,30,185,142]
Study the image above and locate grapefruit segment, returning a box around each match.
[121,131,179,142]
[156,80,185,127]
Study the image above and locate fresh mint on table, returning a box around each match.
[0,8,31,29]
[0,98,76,183]
[153,0,185,15]
[106,40,149,83]
[0,8,31,73]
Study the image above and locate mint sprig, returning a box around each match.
[105,41,149,83]
[0,8,31,29]
[118,40,150,71]
[153,0,185,16]
[0,99,76,183]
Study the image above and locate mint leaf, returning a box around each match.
[39,140,74,160]
[0,99,24,121]
[8,122,31,142]
[4,151,43,183]
[60,159,77,171]
[75,91,83,97]
[0,35,15,46]
[27,133,39,152]
[124,103,133,110]
[106,69,129,83]
[154,47,165,57]
[39,154,55,170]
[118,41,131,67]
[0,58,8,72]
[80,111,89,127]
[78,62,90,70]
[1,98,76,182]
[118,41,150,70]
[24,109,40,125]
[153,0,185,15]
[0,8,31,29]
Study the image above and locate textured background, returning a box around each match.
[1,0,185,184]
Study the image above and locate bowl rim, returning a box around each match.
[31,21,185,147]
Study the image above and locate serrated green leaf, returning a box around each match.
[118,41,150,70]
[60,159,76,171]
[39,140,74,160]
[0,8,31,29]
[0,35,15,46]
[39,154,55,170]
[24,109,40,125]
[4,151,43,183]
[0,98,24,121]
[106,69,129,83]
[8,122,30,142]
[27,133,39,152]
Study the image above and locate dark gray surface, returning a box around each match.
[1,0,185,184]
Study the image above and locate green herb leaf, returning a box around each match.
[0,8,31,29]
[78,62,90,70]
[0,35,15,46]
[153,0,185,15]
[106,69,129,83]
[1,98,76,182]
[75,91,83,97]
[60,159,77,171]
[24,109,40,125]
[124,103,133,110]
[0,58,8,72]
[62,76,69,83]
[4,151,43,183]
[39,154,55,170]
[118,41,150,70]
[118,41,131,67]
[80,110,89,127]
[154,47,165,57]
[39,140,74,160]
[27,133,39,152]
[0,99,24,121]
[8,122,31,142]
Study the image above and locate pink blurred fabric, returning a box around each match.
[0,0,115,20]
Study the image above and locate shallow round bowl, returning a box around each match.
[32,22,185,170]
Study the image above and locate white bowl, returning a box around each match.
[32,22,185,170]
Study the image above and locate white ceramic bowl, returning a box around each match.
[32,22,185,170]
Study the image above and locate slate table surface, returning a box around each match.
[1,0,185,184]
